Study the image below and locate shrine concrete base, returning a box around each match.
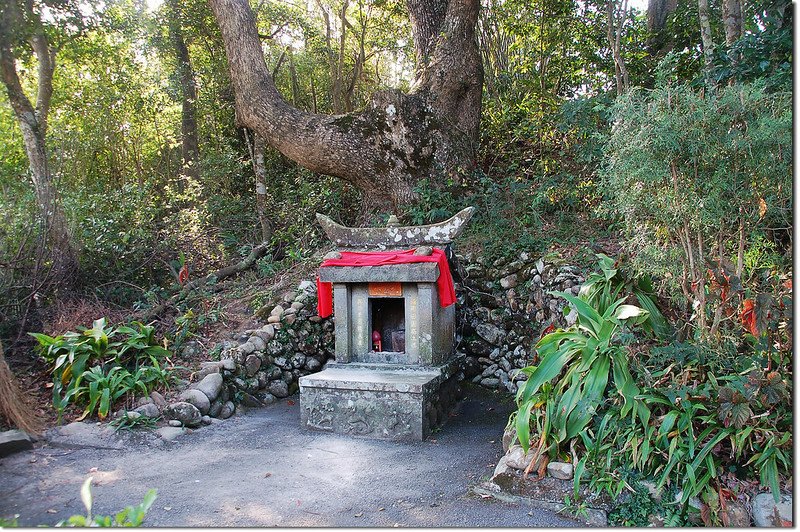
[299,356,464,441]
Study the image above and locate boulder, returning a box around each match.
[248,335,266,352]
[195,365,220,380]
[305,357,322,372]
[219,401,235,419]
[476,323,504,346]
[481,364,499,377]
[238,341,256,356]
[254,325,275,343]
[753,493,792,527]
[722,500,750,527]
[195,373,224,402]
[492,455,512,479]
[240,392,263,407]
[135,396,154,407]
[244,354,262,377]
[258,393,276,405]
[150,390,167,409]
[219,358,236,371]
[298,280,316,292]
[268,380,290,398]
[505,445,536,471]
[547,461,574,480]
[133,403,161,418]
[0,430,33,458]
[179,389,210,415]
[165,402,202,427]
[208,399,223,418]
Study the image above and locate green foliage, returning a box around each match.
[601,80,791,340]
[109,411,159,432]
[580,253,671,339]
[511,268,652,460]
[513,257,792,523]
[56,477,157,527]
[606,478,686,527]
[707,1,792,90]
[0,515,19,527]
[31,318,174,421]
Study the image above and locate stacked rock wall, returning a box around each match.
[212,254,584,404]
[216,280,336,407]
[452,251,584,394]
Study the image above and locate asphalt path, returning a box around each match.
[0,386,578,527]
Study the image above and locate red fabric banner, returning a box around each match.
[316,248,456,318]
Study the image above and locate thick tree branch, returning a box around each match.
[136,240,274,323]
[209,0,378,181]
[31,33,54,135]
[208,0,483,209]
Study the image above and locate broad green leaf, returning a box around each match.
[515,402,534,452]
[140,489,158,513]
[689,430,729,474]
[99,388,111,419]
[520,337,578,405]
[549,291,603,332]
[573,456,587,499]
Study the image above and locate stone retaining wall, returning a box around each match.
[203,252,584,409]
[453,251,584,394]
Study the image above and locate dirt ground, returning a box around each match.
[0,386,580,527]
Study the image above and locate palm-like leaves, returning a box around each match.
[512,290,651,459]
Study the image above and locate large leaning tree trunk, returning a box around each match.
[0,1,78,285]
[208,0,483,211]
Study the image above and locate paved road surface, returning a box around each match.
[0,386,578,527]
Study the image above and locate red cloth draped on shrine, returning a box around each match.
[316,248,456,318]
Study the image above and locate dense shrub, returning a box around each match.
[31,318,175,420]
[511,258,792,524]
[601,80,791,343]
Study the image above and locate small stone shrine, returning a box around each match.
[298,207,475,440]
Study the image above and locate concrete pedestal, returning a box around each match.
[299,356,463,441]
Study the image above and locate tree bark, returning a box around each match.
[722,0,743,46]
[646,0,679,57]
[406,0,448,79]
[697,0,716,79]
[0,1,78,284]
[244,128,273,243]
[606,0,630,96]
[208,0,483,211]
[169,0,201,194]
